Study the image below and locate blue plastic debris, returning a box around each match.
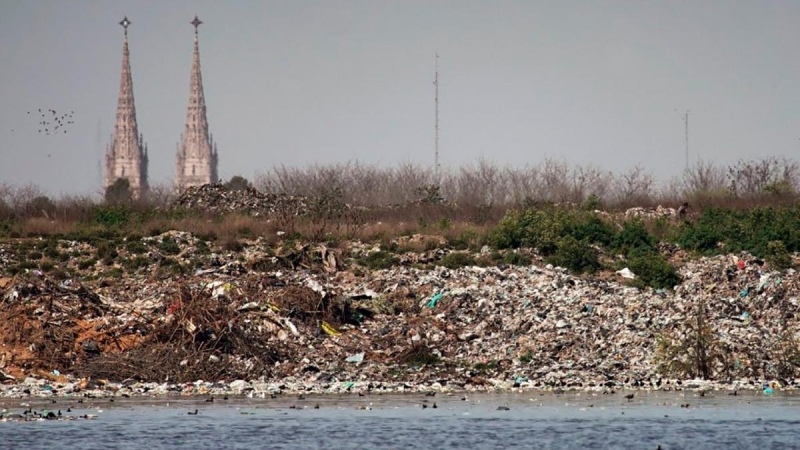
[428,292,444,308]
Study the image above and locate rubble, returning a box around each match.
[0,232,799,398]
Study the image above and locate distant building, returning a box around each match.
[175,16,219,193]
[104,16,149,199]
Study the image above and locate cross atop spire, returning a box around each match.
[191,15,202,34]
[119,16,131,37]
[105,16,148,199]
[176,15,218,191]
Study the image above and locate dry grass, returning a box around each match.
[2,158,799,242]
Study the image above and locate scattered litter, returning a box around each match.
[322,321,341,337]
[428,292,444,308]
[615,268,636,279]
[345,352,365,363]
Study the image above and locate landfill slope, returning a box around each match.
[0,230,798,397]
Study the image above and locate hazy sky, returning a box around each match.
[2,1,799,196]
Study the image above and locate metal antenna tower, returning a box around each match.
[434,53,440,180]
[684,110,690,172]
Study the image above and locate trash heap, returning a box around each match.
[623,205,680,220]
[0,232,799,397]
[174,184,310,217]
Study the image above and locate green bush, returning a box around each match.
[95,241,118,261]
[124,240,147,255]
[38,260,55,272]
[566,214,615,247]
[0,218,17,237]
[612,220,656,255]
[440,252,476,269]
[582,194,603,211]
[63,226,123,244]
[447,230,481,251]
[489,207,612,254]
[91,205,131,228]
[222,238,244,252]
[158,237,181,255]
[765,240,793,270]
[105,178,132,205]
[77,258,97,270]
[675,206,800,257]
[501,251,532,266]
[122,256,151,271]
[360,251,399,270]
[626,250,681,290]
[547,236,600,274]
[196,240,211,255]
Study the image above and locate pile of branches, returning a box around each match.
[74,287,282,383]
[0,277,110,374]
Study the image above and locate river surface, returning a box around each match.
[0,391,798,449]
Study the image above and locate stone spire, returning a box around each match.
[104,16,148,199]
[176,15,218,192]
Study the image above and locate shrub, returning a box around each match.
[612,220,655,255]
[224,175,252,191]
[566,214,615,247]
[360,251,399,270]
[655,301,727,379]
[196,240,211,255]
[122,256,151,271]
[489,207,596,254]
[440,252,476,269]
[26,196,56,217]
[95,241,118,261]
[582,194,603,211]
[77,258,97,270]
[501,251,532,266]
[38,259,55,272]
[222,238,244,252]
[675,206,800,257]
[125,240,148,255]
[105,178,132,204]
[158,237,181,255]
[547,236,600,274]
[765,240,793,270]
[447,233,471,250]
[626,250,681,290]
[92,205,131,228]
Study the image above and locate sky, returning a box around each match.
[1,0,800,196]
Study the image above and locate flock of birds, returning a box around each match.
[28,108,75,135]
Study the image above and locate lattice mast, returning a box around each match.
[434,53,440,181]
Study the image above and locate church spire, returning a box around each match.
[176,15,218,191]
[105,16,148,198]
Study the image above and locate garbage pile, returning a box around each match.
[174,184,311,217]
[0,232,799,397]
[623,205,680,220]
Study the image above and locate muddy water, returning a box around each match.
[0,391,798,449]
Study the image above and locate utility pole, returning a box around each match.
[684,110,690,172]
[434,53,440,181]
